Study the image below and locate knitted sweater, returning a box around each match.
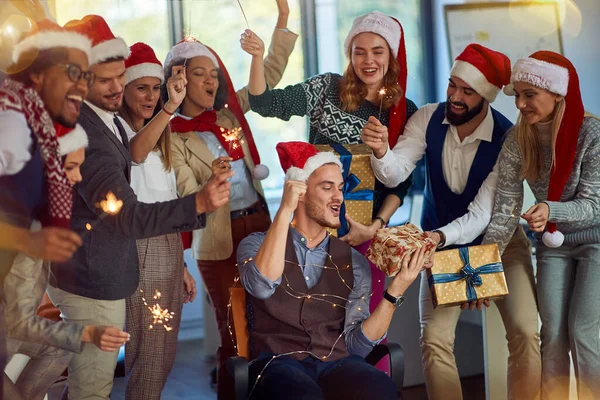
[249,72,418,217]
[483,117,600,253]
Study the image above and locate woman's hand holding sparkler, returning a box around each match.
[361,116,389,159]
[240,29,265,58]
[82,325,130,352]
[164,65,188,114]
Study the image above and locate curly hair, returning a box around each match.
[339,47,403,113]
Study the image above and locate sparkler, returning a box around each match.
[377,67,388,121]
[141,289,175,332]
[83,191,123,236]
[236,0,250,29]
[220,126,245,153]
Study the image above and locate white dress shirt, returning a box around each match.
[85,101,123,143]
[0,110,33,176]
[370,103,500,247]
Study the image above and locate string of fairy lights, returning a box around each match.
[227,245,382,396]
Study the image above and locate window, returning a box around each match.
[52,0,172,70]
[182,0,307,193]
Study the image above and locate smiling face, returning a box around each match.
[181,56,218,117]
[87,59,126,112]
[63,147,85,186]
[31,48,89,128]
[350,32,391,90]
[513,81,561,125]
[302,164,344,229]
[124,76,161,122]
[445,76,486,126]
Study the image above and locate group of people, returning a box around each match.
[0,3,598,400]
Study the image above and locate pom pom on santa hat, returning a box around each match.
[12,19,92,64]
[65,15,130,65]
[449,43,512,103]
[55,123,88,156]
[276,142,342,182]
[503,51,584,248]
[125,42,164,85]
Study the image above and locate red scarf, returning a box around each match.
[170,110,245,161]
[0,78,72,228]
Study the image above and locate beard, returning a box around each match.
[445,97,485,126]
[57,115,76,128]
[305,197,341,230]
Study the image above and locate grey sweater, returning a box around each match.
[484,117,600,253]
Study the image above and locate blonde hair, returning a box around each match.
[339,47,403,113]
[120,96,173,171]
[515,98,565,181]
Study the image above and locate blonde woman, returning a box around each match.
[484,51,600,400]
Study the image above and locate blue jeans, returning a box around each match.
[248,353,397,400]
[537,242,600,400]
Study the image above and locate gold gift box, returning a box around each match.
[427,243,509,308]
[314,144,375,237]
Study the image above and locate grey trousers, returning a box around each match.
[3,338,72,400]
[536,242,600,400]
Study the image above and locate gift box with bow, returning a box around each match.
[427,244,509,308]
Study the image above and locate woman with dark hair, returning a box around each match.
[243,11,416,361]
[119,42,194,399]
[164,2,297,397]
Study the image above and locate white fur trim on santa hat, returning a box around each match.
[503,57,569,97]
[12,31,92,63]
[163,41,218,74]
[284,152,343,182]
[450,60,501,103]
[125,62,164,85]
[344,11,400,58]
[58,124,88,156]
[91,37,130,65]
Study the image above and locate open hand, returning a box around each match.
[521,202,549,233]
[361,116,389,159]
[240,29,265,58]
[339,214,378,247]
[387,245,429,296]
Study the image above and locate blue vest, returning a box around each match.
[421,103,512,247]
[0,132,46,281]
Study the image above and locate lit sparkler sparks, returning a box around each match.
[141,289,175,332]
[83,191,123,235]
[220,127,245,153]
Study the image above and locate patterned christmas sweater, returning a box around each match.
[483,117,600,253]
[249,72,418,217]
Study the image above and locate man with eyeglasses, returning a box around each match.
[47,15,232,399]
[0,19,96,398]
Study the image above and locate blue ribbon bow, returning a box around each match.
[427,247,504,302]
[331,144,375,236]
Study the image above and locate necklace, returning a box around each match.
[290,223,326,243]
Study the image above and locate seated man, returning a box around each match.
[237,142,430,400]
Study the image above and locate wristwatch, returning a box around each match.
[383,290,404,308]
[433,229,446,249]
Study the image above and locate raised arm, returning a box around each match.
[128,66,187,163]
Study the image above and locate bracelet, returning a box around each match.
[372,216,386,229]
[162,106,175,116]
[433,229,446,248]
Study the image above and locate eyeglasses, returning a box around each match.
[57,63,96,88]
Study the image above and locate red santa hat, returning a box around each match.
[125,42,164,85]
[449,44,511,103]
[504,51,584,248]
[55,123,88,156]
[12,18,92,64]
[65,15,129,65]
[276,142,343,182]
[344,11,408,147]
[165,37,269,180]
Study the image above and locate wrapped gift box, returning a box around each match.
[366,224,437,277]
[427,244,509,308]
[314,143,375,237]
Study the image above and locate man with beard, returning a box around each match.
[363,44,541,400]
[236,141,431,399]
[46,15,232,399]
